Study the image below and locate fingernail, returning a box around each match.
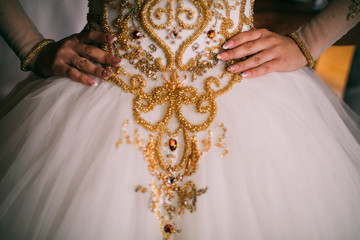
[92,81,98,87]
[217,52,228,60]
[227,65,238,72]
[223,40,234,49]
[86,78,95,86]
[106,35,117,43]
[101,70,111,78]
[111,57,121,66]
[242,71,251,78]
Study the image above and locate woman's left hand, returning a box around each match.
[217,28,308,78]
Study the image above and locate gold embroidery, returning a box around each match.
[348,0,360,20]
[176,0,211,71]
[116,119,228,239]
[221,0,254,39]
[150,0,173,30]
[87,0,253,238]
[141,0,176,71]
[111,71,239,239]
[87,0,252,82]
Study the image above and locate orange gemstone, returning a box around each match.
[164,224,174,233]
[207,30,216,39]
[169,139,177,151]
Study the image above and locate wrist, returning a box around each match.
[287,32,315,69]
[18,34,44,59]
[20,38,55,72]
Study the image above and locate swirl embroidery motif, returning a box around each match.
[86,0,254,238]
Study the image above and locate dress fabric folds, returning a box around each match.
[1,0,360,239]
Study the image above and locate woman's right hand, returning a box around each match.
[27,31,121,86]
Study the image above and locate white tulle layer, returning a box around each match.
[1,68,360,240]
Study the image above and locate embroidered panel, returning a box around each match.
[86,0,254,238]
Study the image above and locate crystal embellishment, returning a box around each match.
[167,176,176,185]
[169,139,177,151]
[164,224,174,233]
[170,30,179,39]
[207,30,216,39]
[132,30,141,39]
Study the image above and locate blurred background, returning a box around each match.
[0,0,359,114]
[255,0,360,114]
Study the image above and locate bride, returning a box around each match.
[0,0,359,239]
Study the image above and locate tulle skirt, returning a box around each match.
[1,68,360,240]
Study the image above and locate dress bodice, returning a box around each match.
[85,1,254,239]
[84,0,255,139]
[86,0,254,87]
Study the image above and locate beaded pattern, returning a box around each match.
[86,0,254,238]
[116,120,229,238]
[348,0,360,20]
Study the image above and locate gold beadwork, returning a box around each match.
[87,0,253,238]
[117,119,229,239]
[348,0,360,20]
[87,0,252,82]
[20,39,55,71]
[287,32,315,69]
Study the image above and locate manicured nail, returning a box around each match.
[227,65,238,72]
[106,35,117,43]
[93,81,98,87]
[111,57,121,66]
[223,40,234,49]
[86,78,95,86]
[241,71,251,78]
[217,52,228,61]
[101,70,111,78]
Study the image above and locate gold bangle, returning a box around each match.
[20,39,55,72]
[287,32,315,69]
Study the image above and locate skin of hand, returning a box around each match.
[217,28,308,78]
[27,31,121,86]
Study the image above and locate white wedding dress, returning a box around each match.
[1,0,360,239]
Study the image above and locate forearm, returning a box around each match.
[297,0,360,59]
[0,0,43,60]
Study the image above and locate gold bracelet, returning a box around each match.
[287,33,315,69]
[20,39,55,72]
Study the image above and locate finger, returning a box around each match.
[72,55,112,79]
[222,29,269,50]
[76,43,121,67]
[240,60,278,78]
[218,37,272,61]
[227,51,274,73]
[77,31,117,44]
[57,63,96,86]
